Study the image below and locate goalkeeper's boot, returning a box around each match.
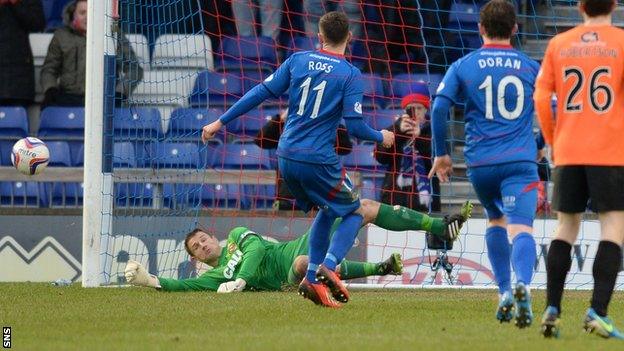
[298,278,341,309]
[496,291,515,323]
[442,201,473,242]
[583,308,624,339]
[316,264,350,303]
[377,253,403,276]
[541,306,561,338]
[514,282,533,329]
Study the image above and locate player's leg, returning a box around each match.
[500,162,539,328]
[541,166,588,337]
[288,254,403,283]
[583,166,624,339]
[361,198,472,242]
[468,165,513,322]
[279,157,340,307]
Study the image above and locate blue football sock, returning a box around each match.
[323,213,363,271]
[486,226,512,294]
[512,232,537,286]
[306,210,336,283]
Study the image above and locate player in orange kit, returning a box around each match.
[534,0,624,340]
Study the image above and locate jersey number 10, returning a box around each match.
[478,75,524,120]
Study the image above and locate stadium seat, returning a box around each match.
[149,142,200,169]
[152,34,214,70]
[285,36,320,58]
[0,181,45,207]
[239,70,269,93]
[124,34,151,68]
[359,179,380,202]
[243,184,275,209]
[215,143,271,170]
[46,141,72,167]
[343,144,381,171]
[200,183,244,209]
[230,108,277,138]
[113,107,162,140]
[188,70,243,107]
[47,182,83,207]
[43,0,69,31]
[448,2,480,30]
[38,107,85,139]
[112,142,137,168]
[0,107,29,139]
[130,70,197,107]
[364,110,399,130]
[163,183,202,209]
[0,141,14,166]
[115,183,154,207]
[217,36,278,74]
[388,73,443,107]
[349,38,370,70]
[199,139,223,168]
[167,107,224,141]
[359,74,386,109]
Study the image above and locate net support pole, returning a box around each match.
[83,0,115,287]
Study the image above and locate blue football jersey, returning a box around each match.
[261,50,364,165]
[436,45,540,167]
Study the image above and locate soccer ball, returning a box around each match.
[11,137,50,175]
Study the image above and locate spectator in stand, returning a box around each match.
[254,109,353,211]
[40,0,143,109]
[0,0,45,108]
[231,0,283,40]
[374,84,441,212]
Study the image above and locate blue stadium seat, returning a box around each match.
[388,73,443,107]
[343,144,382,171]
[359,74,386,109]
[113,108,162,140]
[214,143,271,170]
[0,141,15,166]
[285,36,320,58]
[349,38,370,70]
[47,182,83,207]
[38,107,85,139]
[43,0,70,31]
[0,107,28,139]
[149,142,200,169]
[71,142,84,167]
[359,179,380,202]
[113,142,137,168]
[189,71,243,108]
[200,183,244,209]
[243,184,275,209]
[230,108,277,138]
[163,183,204,209]
[218,36,278,73]
[115,183,154,207]
[0,182,45,207]
[364,110,399,130]
[167,108,224,141]
[449,2,480,30]
[46,141,72,167]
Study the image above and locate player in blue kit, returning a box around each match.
[201,12,396,308]
[428,0,540,328]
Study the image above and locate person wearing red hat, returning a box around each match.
[374,83,441,213]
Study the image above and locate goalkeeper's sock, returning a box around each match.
[373,203,444,236]
[485,226,511,294]
[511,232,537,286]
[546,239,572,314]
[306,210,335,283]
[338,260,377,280]
[323,213,364,271]
[591,241,621,317]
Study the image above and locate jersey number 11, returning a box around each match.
[297,77,327,119]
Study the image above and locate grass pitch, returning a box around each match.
[1,283,623,350]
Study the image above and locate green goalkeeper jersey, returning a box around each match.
[158,225,321,292]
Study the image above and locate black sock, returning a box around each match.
[546,239,572,314]
[591,241,622,317]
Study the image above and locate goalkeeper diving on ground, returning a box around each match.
[125,199,472,293]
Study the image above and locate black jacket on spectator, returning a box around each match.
[254,113,353,210]
[375,118,441,213]
[0,0,45,105]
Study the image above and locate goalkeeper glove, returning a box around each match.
[124,260,160,288]
[217,278,246,293]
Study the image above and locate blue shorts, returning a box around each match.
[278,157,360,217]
[467,162,539,226]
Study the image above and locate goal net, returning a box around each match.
[83,0,623,289]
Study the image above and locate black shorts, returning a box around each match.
[552,166,624,213]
